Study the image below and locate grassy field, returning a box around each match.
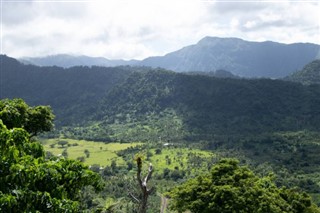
[40,138,142,167]
[41,138,216,175]
[147,147,216,175]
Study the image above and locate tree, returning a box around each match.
[0,99,54,137]
[0,100,103,212]
[62,148,69,158]
[84,149,90,158]
[155,148,162,154]
[58,140,68,148]
[129,157,154,213]
[169,159,320,213]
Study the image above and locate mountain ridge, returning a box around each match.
[17,36,320,78]
[140,36,320,78]
[21,54,138,68]
[2,54,320,141]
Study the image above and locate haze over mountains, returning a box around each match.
[21,37,320,78]
[21,54,138,68]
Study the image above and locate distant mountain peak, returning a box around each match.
[198,36,244,43]
[140,37,320,78]
[11,36,320,78]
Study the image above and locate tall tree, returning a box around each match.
[0,99,103,212]
[169,159,319,213]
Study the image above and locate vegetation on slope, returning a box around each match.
[285,59,320,85]
[67,69,320,142]
[0,55,133,126]
[3,54,320,211]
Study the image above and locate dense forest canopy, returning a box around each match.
[2,55,320,141]
[0,55,134,126]
[2,55,320,212]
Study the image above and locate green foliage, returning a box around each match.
[1,55,134,126]
[58,140,68,147]
[64,69,320,142]
[0,101,103,212]
[169,159,320,213]
[0,98,54,137]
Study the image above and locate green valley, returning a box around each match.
[2,55,320,212]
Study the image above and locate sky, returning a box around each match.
[1,0,319,60]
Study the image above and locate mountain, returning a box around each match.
[0,55,133,126]
[20,54,138,68]
[18,37,320,78]
[140,37,320,78]
[3,54,320,141]
[285,59,320,85]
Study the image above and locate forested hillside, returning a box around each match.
[286,59,320,85]
[2,55,320,140]
[0,55,133,126]
[3,55,320,211]
[84,69,320,142]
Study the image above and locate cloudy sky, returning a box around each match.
[1,0,319,60]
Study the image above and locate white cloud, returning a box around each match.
[1,0,319,59]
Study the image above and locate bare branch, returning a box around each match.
[143,163,153,189]
[134,158,154,213]
[129,192,140,203]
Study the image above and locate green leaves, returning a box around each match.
[0,99,54,137]
[0,99,28,130]
[169,159,319,213]
[0,99,103,212]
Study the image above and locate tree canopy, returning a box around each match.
[0,98,54,137]
[169,159,320,213]
[0,99,103,212]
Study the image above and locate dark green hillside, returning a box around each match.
[286,60,320,85]
[0,55,132,126]
[3,55,320,208]
[3,54,320,140]
[89,69,320,141]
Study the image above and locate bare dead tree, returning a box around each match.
[129,157,154,213]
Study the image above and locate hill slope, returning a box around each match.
[285,59,320,85]
[3,55,320,140]
[0,55,133,126]
[140,37,320,78]
[83,69,320,142]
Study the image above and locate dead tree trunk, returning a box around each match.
[130,157,153,213]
